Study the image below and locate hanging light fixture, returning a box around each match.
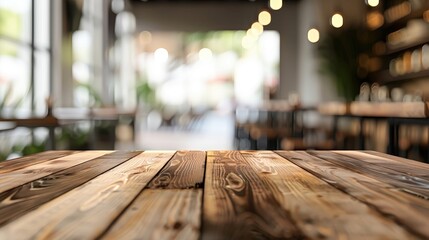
[269,0,282,10]
[366,0,379,7]
[307,28,320,43]
[331,13,344,28]
[258,11,271,26]
[251,22,264,35]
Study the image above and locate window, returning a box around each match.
[0,0,51,116]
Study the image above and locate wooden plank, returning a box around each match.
[277,151,429,239]
[364,150,429,172]
[0,151,175,239]
[242,151,418,239]
[147,151,205,189]
[0,151,140,226]
[343,151,429,177]
[0,151,111,193]
[102,189,201,240]
[202,150,303,239]
[0,151,77,173]
[309,151,429,199]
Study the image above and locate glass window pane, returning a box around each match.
[34,0,50,49]
[0,0,31,43]
[0,40,31,113]
[34,50,50,116]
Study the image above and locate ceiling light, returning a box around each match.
[307,28,320,43]
[331,13,343,28]
[154,48,169,63]
[199,48,213,61]
[258,11,271,25]
[270,0,282,10]
[366,0,379,7]
[251,22,264,35]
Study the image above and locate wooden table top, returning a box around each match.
[0,150,428,239]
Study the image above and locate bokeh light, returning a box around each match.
[199,48,213,61]
[366,0,379,7]
[331,13,343,28]
[258,11,271,26]
[269,0,282,10]
[251,22,264,35]
[154,48,169,62]
[307,28,320,43]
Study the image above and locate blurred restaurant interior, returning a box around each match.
[1,0,429,163]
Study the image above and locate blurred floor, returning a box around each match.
[116,111,235,150]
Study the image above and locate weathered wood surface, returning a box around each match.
[0,151,175,239]
[364,150,429,174]
[277,151,429,239]
[203,150,303,239]
[309,151,429,199]
[0,150,427,239]
[147,151,205,189]
[0,151,76,173]
[103,189,201,240]
[242,151,417,239]
[0,151,141,226]
[0,151,111,193]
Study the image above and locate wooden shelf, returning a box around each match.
[375,69,429,84]
[382,3,429,32]
[385,37,429,55]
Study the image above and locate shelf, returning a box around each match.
[382,3,429,32]
[375,69,429,84]
[385,36,429,55]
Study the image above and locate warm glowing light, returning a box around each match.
[242,35,257,49]
[366,0,379,7]
[331,13,343,28]
[251,22,264,35]
[247,29,255,37]
[154,48,169,62]
[269,0,282,10]
[307,28,320,43]
[424,10,429,22]
[366,11,384,30]
[258,11,271,25]
[199,48,213,61]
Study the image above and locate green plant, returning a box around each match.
[57,126,90,150]
[136,81,156,107]
[76,81,104,107]
[317,27,374,101]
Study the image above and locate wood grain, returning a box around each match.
[277,151,429,239]
[147,151,205,189]
[0,151,111,193]
[309,151,429,199]
[0,151,77,173]
[241,150,417,240]
[0,151,140,226]
[0,151,175,240]
[364,150,429,173]
[103,189,201,240]
[202,150,303,240]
